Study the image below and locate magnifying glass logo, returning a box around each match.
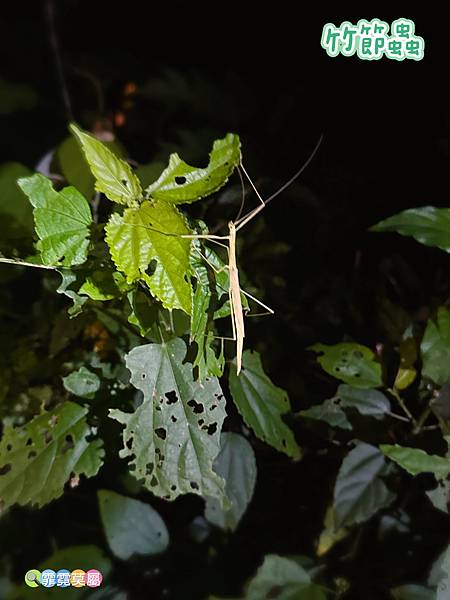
[24,569,41,588]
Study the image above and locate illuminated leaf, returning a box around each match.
[146,134,241,204]
[18,174,92,266]
[109,338,227,504]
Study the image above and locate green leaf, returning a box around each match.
[0,162,34,239]
[309,342,383,388]
[209,555,326,600]
[299,398,352,430]
[337,384,391,419]
[109,338,227,504]
[426,479,450,513]
[63,366,101,399]
[0,78,38,114]
[421,307,450,386]
[70,123,142,206]
[127,289,158,337]
[9,545,111,600]
[391,585,436,600]
[380,444,450,478]
[371,207,450,252]
[57,136,95,200]
[105,200,192,313]
[18,174,92,266]
[146,133,241,204]
[98,489,169,559]
[229,350,301,459]
[78,270,130,301]
[205,433,257,531]
[0,401,104,513]
[334,442,395,528]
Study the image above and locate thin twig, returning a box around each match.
[44,0,73,121]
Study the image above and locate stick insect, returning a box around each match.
[0,135,323,375]
[179,134,323,374]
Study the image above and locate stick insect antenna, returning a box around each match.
[235,133,323,230]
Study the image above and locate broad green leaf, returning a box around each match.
[299,398,352,430]
[421,307,450,386]
[63,366,100,399]
[371,207,450,252]
[0,78,38,114]
[209,555,326,600]
[105,200,192,313]
[205,433,257,531]
[109,338,227,504]
[309,342,383,388]
[0,401,104,513]
[0,162,33,239]
[229,350,301,459]
[70,124,142,206]
[18,174,92,266]
[337,384,391,419]
[146,133,241,204]
[8,545,111,600]
[391,585,436,600]
[98,489,169,559]
[57,136,126,201]
[334,443,395,528]
[380,444,450,478]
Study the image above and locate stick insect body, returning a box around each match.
[180,135,323,374]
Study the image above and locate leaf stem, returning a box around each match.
[387,388,416,425]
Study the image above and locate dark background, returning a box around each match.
[1,4,447,599]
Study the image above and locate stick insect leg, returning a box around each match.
[239,162,265,207]
[240,288,274,317]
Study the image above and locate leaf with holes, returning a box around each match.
[98,490,169,559]
[145,133,241,204]
[0,401,104,513]
[109,338,227,504]
[18,174,92,266]
[309,343,382,388]
[70,123,142,206]
[205,433,257,531]
[421,307,450,386]
[371,207,450,253]
[105,200,192,313]
[229,350,301,459]
[333,442,395,528]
